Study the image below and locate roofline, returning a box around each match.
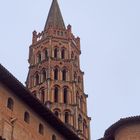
[103,116,140,139]
[0,64,81,140]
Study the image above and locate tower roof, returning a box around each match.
[44,0,66,30]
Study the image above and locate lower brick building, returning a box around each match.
[100,116,140,140]
[0,64,80,140]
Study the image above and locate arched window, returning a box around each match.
[78,115,82,130]
[40,89,45,103]
[76,92,79,106]
[80,96,83,111]
[7,97,14,111]
[42,69,46,82]
[61,49,65,59]
[62,69,67,81]
[65,112,69,124]
[75,56,78,66]
[54,68,58,80]
[35,73,39,85]
[32,91,37,97]
[52,135,56,140]
[45,49,48,59]
[39,123,44,135]
[71,52,74,59]
[24,111,30,124]
[54,111,59,117]
[78,76,81,83]
[64,88,68,104]
[54,87,59,103]
[54,48,58,58]
[83,120,87,136]
[74,72,77,81]
[38,53,41,63]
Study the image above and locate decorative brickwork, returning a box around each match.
[26,0,90,140]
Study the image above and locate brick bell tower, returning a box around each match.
[26,0,91,139]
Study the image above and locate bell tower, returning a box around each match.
[26,0,91,139]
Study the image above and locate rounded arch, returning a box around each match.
[76,91,80,108]
[24,111,30,124]
[35,73,39,85]
[63,87,69,104]
[71,52,74,59]
[74,72,77,81]
[32,91,37,97]
[54,47,59,58]
[78,114,82,130]
[83,119,87,137]
[62,68,67,81]
[53,108,61,118]
[78,76,81,83]
[39,88,45,103]
[54,67,59,80]
[42,68,47,82]
[37,51,41,63]
[44,48,49,59]
[61,47,66,59]
[39,123,44,135]
[52,135,56,140]
[53,86,59,103]
[64,109,71,124]
[80,96,84,111]
[7,97,14,111]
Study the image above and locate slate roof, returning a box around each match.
[0,64,81,140]
[44,0,66,30]
[100,116,140,140]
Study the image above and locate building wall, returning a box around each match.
[0,82,67,140]
[115,123,140,140]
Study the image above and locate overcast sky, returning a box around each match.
[0,0,140,139]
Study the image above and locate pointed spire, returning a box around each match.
[44,0,66,30]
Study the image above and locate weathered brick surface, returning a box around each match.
[115,124,140,140]
[0,83,66,140]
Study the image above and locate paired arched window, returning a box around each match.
[78,115,82,130]
[78,76,81,83]
[32,91,37,97]
[42,69,46,82]
[83,120,87,136]
[52,135,56,140]
[54,48,58,58]
[75,56,78,66]
[45,49,48,59]
[37,53,41,63]
[71,52,74,59]
[80,96,83,111]
[7,97,14,111]
[54,87,59,103]
[74,72,77,81]
[24,111,30,124]
[54,68,58,80]
[61,49,65,59]
[63,88,68,104]
[39,123,44,135]
[64,112,69,124]
[40,89,45,103]
[62,69,67,81]
[54,111,59,117]
[35,73,39,85]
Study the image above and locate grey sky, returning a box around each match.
[0,0,140,139]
